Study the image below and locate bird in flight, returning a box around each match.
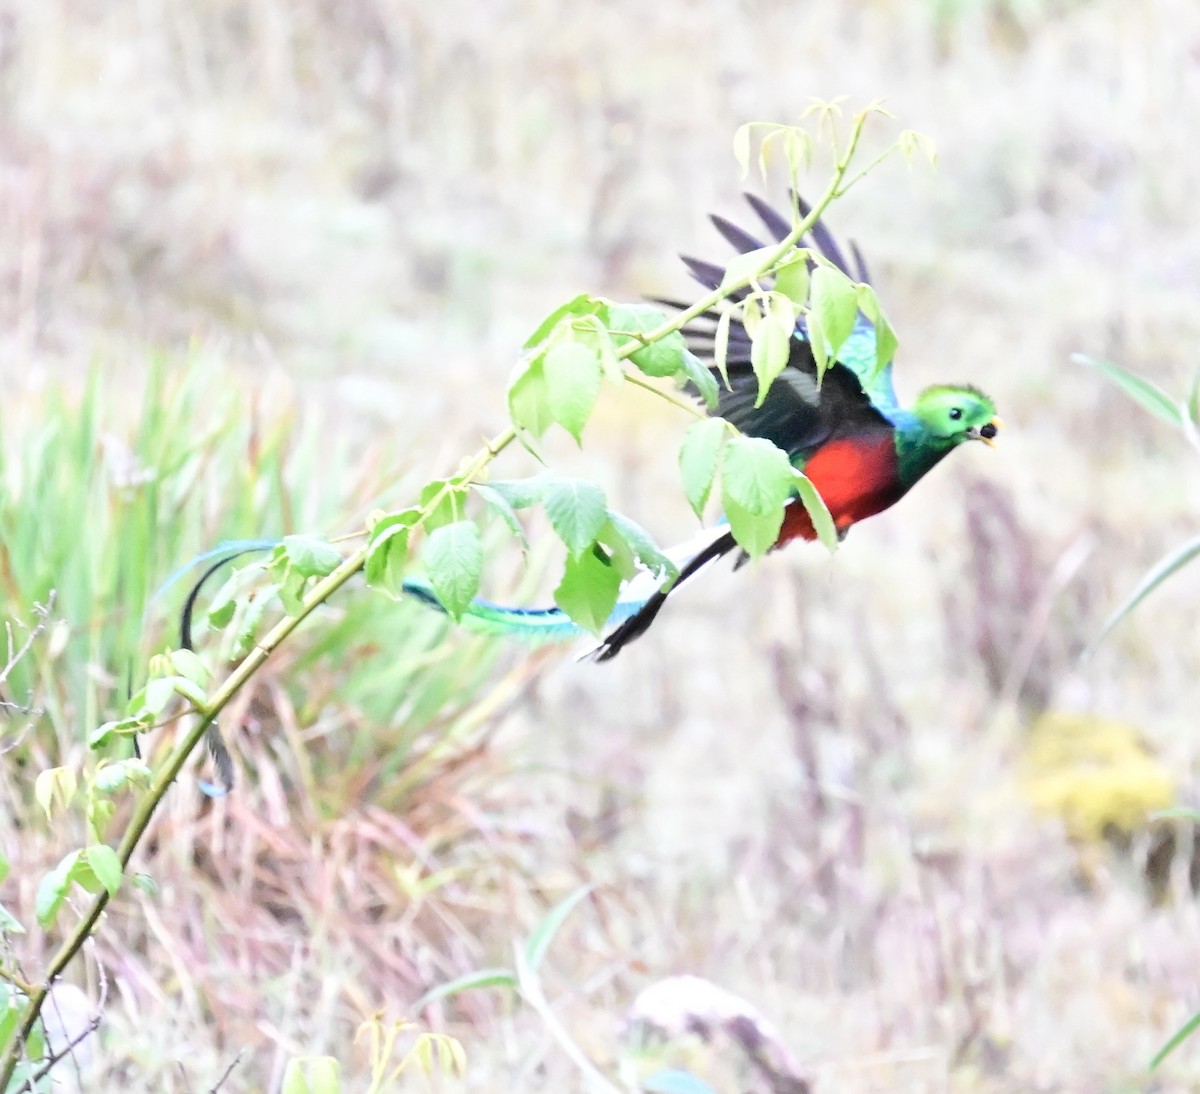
[177,194,999,679]
[407,194,1000,659]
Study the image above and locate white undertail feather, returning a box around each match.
[614,524,732,604]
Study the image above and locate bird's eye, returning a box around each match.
[948,407,963,421]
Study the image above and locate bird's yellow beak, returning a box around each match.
[977,416,1002,447]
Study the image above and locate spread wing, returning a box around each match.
[677,193,900,422]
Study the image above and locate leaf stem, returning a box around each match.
[0,968,34,995]
[624,375,709,419]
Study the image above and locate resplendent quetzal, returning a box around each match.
[177,195,999,671]
[407,194,1000,659]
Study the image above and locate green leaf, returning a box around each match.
[0,849,6,886]
[898,127,938,165]
[856,283,898,373]
[750,295,794,407]
[569,313,625,385]
[1095,535,1200,644]
[87,796,115,838]
[168,674,208,709]
[554,547,622,635]
[721,435,796,516]
[543,341,602,442]
[85,844,123,897]
[597,524,638,581]
[507,353,554,443]
[130,675,183,720]
[810,264,859,358]
[524,884,594,972]
[413,968,518,1012]
[522,293,606,350]
[791,469,838,552]
[712,310,732,390]
[807,311,829,381]
[130,675,205,716]
[364,511,419,595]
[732,124,751,177]
[0,989,21,1056]
[718,245,777,292]
[1074,353,1183,427]
[1151,1007,1200,1070]
[781,127,813,179]
[0,901,23,935]
[679,418,727,519]
[93,763,129,794]
[721,435,795,559]
[773,255,810,307]
[93,758,153,794]
[72,858,105,895]
[167,647,210,686]
[36,851,80,928]
[277,564,307,616]
[608,304,687,378]
[721,494,784,559]
[603,511,678,581]
[281,535,342,578]
[543,478,608,557]
[35,767,77,823]
[89,716,144,748]
[472,483,529,550]
[201,563,268,635]
[207,598,237,630]
[758,126,780,182]
[281,1056,341,1094]
[484,478,550,509]
[421,521,483,621]
[678,349,719,410]
[228,583,281,658]
[419,478,467,532]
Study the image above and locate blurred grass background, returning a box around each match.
[3,0,1200,1089]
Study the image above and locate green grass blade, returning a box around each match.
[1074,353,1182,427]
[523,884,594,973]
[412,968,518,1012]
[1095,536,1200,644]
[1151,1007,1200,1070]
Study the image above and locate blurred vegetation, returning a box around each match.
[4,0,1200,1090]
[1023,711,1175,842]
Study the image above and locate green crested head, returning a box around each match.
[895,383,1000,488]
[911,384,999,446]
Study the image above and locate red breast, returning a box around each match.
[777,435,904,546]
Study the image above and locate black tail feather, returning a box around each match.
[849,240,871,284]
[179,545,274,794]
[681,255,754,300]
[743,193,793,243]
[710,213,766,255]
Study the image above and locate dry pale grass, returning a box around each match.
[5,0,1200,1090]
